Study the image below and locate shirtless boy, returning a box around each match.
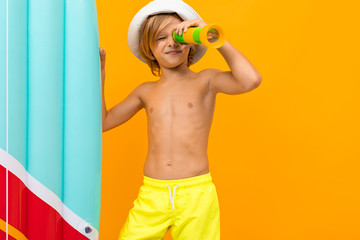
[100,0,261,239]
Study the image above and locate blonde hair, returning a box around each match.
[139,13,196,76]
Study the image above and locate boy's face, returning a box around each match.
[150,16,191,70]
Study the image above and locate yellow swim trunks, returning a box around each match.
[118,173,220,240]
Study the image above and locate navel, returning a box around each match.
[188,102,193,108]
[149,107,154,113]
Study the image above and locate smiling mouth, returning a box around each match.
[166,51,181,55]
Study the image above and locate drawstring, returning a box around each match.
[167,185,178,210]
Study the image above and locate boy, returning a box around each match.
[100,0,261,239]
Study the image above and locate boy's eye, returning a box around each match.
[157,37,166,40]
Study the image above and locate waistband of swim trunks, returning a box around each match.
[143,173,213,189]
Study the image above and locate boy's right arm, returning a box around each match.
[102,85,145,132]
[100,47,146,132]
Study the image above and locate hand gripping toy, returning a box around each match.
[173,24,225,48]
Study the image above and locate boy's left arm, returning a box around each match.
[175,19,262,95]
[210,40,262,95]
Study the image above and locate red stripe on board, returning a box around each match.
[3,170,89,240]
[9,165,27,235]
[9,234,17,240]
[0,165,6,221]
[8,168,28,237]
[0,229,16,240]
[0,229,6,239]
[0,230,17,240]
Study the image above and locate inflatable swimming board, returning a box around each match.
[0,0,102,239]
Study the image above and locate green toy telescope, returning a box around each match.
[173,24,225,48]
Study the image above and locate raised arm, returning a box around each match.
[209,41,262,95]
[174,20,262,95]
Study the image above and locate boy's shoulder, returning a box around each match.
[196,68,223,84]
[198,68,222,77]
[132,80,156,96]
[137,80,155,89]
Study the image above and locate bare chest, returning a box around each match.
[143,79,213,117]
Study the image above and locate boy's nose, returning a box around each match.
[167,36,179,47]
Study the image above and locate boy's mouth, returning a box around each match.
[166,50,181,55]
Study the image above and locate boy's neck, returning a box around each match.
[159,62,195,82]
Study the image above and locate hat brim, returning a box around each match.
[128,0,207,65]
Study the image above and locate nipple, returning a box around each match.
[188,102,193,108]
[150,107,154,113]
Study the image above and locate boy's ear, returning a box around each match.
[188,43,196,49]
[189,45,196,55]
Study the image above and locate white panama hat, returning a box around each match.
[128,0,207,65]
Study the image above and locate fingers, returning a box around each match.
[99,47,106,56]
[99,47,106,61]
[174,18,207,36]
[99,47,106,69]
[174,20,193,36]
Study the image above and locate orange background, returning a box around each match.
[97,0,360,239]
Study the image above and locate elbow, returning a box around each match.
[102,118,108,132]
[102,124,112,133]
[242,75,261,93]
[252,74,262,88]
[102,112,108,132]
[102,120,110,132]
